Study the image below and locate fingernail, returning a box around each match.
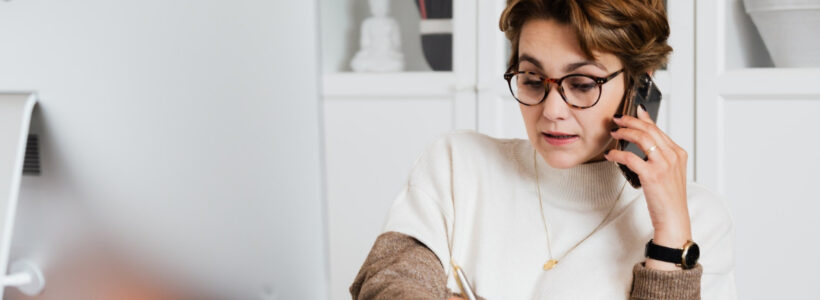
[613,114,623,119]
[604,149,611,155]
[639,104,647,112]
[610,126,619,132]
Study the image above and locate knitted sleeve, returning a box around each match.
[630,261,702,299]
[349,231,461,300]
[351,231,701,300]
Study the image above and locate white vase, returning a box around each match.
[742,0,820,67]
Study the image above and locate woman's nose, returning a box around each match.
[542,84,569,121]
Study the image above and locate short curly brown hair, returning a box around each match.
[499,0,672,90]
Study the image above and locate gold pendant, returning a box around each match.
[543,259,558,270]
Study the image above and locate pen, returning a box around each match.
[451,260,477,300]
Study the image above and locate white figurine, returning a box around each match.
[351,0,405,72]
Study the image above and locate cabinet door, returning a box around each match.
[320,1,478,299]
[696,1,820,299]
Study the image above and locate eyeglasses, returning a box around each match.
[503,68,624,109]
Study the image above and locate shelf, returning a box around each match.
[320,0,441,73]
[322,72,457,98]
[723,0,775,69]
[718,68,820,97]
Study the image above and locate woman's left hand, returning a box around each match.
[604,104,692,270]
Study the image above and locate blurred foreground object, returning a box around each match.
[0,93,45,298]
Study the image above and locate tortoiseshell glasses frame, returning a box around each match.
[503,68,625,109]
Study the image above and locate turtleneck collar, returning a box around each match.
[529,143,630,211]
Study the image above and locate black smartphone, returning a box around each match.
[616,73,662,189]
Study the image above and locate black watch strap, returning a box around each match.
[644,239,699,269]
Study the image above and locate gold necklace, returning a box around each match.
[533,149,626,270]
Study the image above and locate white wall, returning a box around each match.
[0,1,327,299]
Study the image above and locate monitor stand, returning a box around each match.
[0,93,44,297]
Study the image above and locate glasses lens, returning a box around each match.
[561,75,600,108]
[510,73,545,105]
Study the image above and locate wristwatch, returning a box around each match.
[644,239,700,269]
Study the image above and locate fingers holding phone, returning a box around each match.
[604,104,690,235]
[609,105,678,166]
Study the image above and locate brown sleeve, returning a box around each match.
[353,231,701,300]
[630,261,703,300]
[350,231,455,300]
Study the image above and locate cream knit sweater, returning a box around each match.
[380,129,737,299]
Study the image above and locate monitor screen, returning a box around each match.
[0,1,327,299]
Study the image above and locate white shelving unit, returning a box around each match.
[320,1,476,299]
[696,0,820,299]
[323,72,457,98]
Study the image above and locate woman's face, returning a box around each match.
[518,18,626,169]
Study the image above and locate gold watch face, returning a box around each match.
[682,241,700,268]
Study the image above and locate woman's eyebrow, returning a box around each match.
[564,60,607,73]
[518,53,607,74]
[519,53,544,71]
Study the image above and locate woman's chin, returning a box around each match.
[539,150,584,169]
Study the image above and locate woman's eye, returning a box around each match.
[524,80,543,88]
[569,82,595,92]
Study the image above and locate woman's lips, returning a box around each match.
[542,132,579,146]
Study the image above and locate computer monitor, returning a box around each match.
[0,1,327,299]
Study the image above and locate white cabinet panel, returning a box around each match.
[722,98,820,299]
[323,98,453,300]
[321,0,479,297]
[498,98,528,139]
[697,0,820,298]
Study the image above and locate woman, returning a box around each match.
[350,0,736,299]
